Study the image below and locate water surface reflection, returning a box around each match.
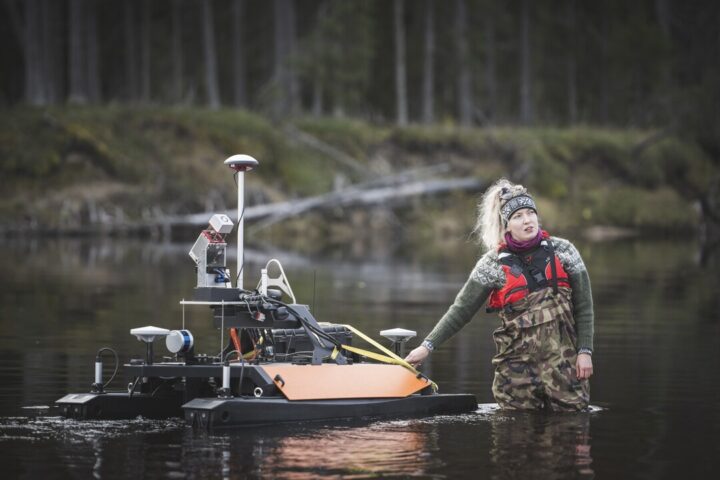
[0,237,719,479]
[488,411,593,479]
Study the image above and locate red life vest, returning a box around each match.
[487,239,570,312]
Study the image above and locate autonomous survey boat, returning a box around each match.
[56,155,477,429]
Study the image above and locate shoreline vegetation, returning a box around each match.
[0,107,715,252]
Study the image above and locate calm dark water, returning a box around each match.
[0,236,718,479]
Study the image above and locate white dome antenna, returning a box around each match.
[224,154,258,172]
[130,326,170,365]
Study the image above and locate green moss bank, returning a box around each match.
[1,107,715,248]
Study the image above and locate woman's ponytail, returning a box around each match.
[474,178,527,251]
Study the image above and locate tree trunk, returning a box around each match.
[519,0,532,124]
[654,0,673,117]
[600,0,609,124]
[273,0,288,117]
[202,0,220,109]
[311,6,323,117]
[124,0,138,101]
[140,0,151,103]
[232,0,247,108]
[273,0,298,117]
[655,0,671,37]
[42,0,63,104]
[699,180,720,249]
[394,0,408,126]
[171,0,184,103]
[455,0,472,127]
[287,1,299,114]
[484,16,497,123]
[312,80,323,116]
[68,0,88,104]
[86,0,100,103]
[421,0,435,124]
[23,0,45,105]
[310,1,330,117]
[566,0,577,124]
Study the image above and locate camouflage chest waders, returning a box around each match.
[491,286,589,411]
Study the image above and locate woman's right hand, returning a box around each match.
[405,345,430,368]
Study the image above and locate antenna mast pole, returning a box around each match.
[223,155,259,290]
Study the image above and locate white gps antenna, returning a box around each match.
[380,328,417,357]
[223,154,259,289]
[130,326,170,365]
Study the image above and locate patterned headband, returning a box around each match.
[500,194,537,223]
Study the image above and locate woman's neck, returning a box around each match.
[503,230,544,253]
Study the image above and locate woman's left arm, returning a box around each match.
[555,238,594,379]
[568,268,594,352]
[569,269,594,379]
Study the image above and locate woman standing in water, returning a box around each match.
[405,179,594,411]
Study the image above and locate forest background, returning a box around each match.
[1,0,719,254]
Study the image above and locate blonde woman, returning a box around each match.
[405,179,594,411]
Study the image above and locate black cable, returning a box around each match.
[312,270,317,314]
[285,329,295,355]
[223,349,246,396]
[232,168,247,286]
[223,349,242,363]
[128,376,141,398]
[274,351,313,360]
[238,293,343,365]
[297,315,339,347]
[263,298,342,348]
[150,380,172,397]
[238,299,263,356]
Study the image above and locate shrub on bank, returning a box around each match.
[0,107,712,241]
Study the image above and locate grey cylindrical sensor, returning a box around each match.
[222,363,231,390]
[95,359,103,385]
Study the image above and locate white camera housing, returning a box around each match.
[209,214,234,234]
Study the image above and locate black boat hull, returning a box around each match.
[56,392,185,420]
[184,394,479,429]
[56,392,478,428]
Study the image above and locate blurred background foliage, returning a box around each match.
[0,0,718,248]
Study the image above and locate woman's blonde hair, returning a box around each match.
[473,178,529,251]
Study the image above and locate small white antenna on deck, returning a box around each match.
[223,154,259,290]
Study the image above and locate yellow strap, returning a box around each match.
[340,344,396,364]
[320,323,438,392]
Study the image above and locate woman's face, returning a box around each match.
[506,208,539,242]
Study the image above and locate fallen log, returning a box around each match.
[283,124,370,176]
[165,176,485,231]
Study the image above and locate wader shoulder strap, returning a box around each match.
[546,238,559,295]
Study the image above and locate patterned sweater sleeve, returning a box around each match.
[552,236,594,351]
[424,250,504,349]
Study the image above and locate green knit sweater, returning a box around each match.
[424,237,594,351]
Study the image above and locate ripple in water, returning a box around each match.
[0,415,184,443]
